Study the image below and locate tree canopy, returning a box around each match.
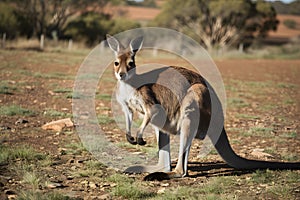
[8,0,109,38]
[0,0,142,46]
[152,0,279,50]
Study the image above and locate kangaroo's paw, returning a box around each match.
[126,134,137,145]
[137,137,146,145]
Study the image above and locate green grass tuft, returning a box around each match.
[53,88,73,93]
[227,97,249,108]
[0,144,46,165]
[33,72,72,80]
[107,174,155,199]
[277,82,297,89]
[280,132,297,138]
[236,113,260,120]
[0,105,36,116]
[22,171,41,190]
[17,191,71,200]
[96,93,112,101]
[251,169,275,184]
[98,114,115,124]
[243,127,274,137]
[0,81,17,94]
[43,109,70,117]
[154,176,236,200]
[64,142,87,155]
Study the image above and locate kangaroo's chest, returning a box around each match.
[116,81,145,114]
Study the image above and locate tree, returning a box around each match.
[10,0,110,38]
[0,2,18,39]
[64,12,112,46]
[109,18,141,35]
[152,0,278,51]
[64,12,140,46]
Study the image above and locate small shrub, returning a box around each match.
[23,171,40,190]
[283,19,297,29]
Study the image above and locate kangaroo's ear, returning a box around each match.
[130,36,143,54]
[106,34,120,54]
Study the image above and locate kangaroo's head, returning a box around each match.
[106,34,143,81]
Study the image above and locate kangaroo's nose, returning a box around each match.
[119,72,126,79]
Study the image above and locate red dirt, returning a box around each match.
[269,15,300,38]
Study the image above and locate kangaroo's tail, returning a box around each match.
[212,127,300,170]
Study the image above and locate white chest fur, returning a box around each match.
[116,81,145,113]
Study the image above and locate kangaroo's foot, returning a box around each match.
[137,137,146,145]
[126,133,137,145]
[143,170,186,181]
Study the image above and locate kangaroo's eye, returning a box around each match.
[128,61,134,67]
[114,61,119,66]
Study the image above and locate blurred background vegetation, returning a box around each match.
[0,0,299,52]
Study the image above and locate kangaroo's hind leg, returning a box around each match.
[171,84,204,178]
[148,94,199,179]
[174,100,199,177]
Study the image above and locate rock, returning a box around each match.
[15,118,29,125]
[160,183,169,187]
[89,182,98,189]
[0,126,11,131]
[131,152,143,155]
[25,85,34,90]
[5,190,17,199]
[157,188,165,194]
[58,147,67,155]
[98,193,111,200]
[250,149,274,159]
[67,158,75,164]
[111,183,117,187]
[46,182,64,189]
[42,118,74,132]
[48,90,55,95]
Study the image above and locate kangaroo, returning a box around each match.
[106,34,300,179]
